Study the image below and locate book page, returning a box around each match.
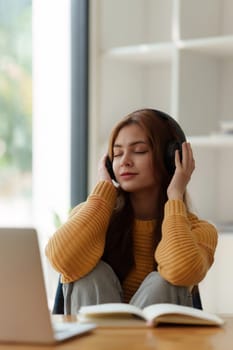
[78,303,224,327]
[78,317,148,328]
[79,303,145,320]
[142,303,224,326]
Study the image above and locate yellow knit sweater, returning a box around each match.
[45,181,218,302]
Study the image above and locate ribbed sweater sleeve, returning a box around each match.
[45,181,117,283]
[155,200,218,286]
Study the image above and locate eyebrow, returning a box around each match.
[113,141,147,148]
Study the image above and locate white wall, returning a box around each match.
[200,233,233,313]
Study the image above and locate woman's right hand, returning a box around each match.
[97,154,113,183]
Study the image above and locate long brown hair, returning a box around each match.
[102,108,187,282]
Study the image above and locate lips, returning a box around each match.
[120,172,137,179]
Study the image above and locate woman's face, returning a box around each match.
[112,123,157,194]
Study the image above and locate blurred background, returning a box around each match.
[1,0,233,314]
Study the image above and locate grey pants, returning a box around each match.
[63,261,193,315]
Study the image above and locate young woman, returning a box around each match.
[46,108,218,315]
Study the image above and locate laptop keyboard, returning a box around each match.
[53,322,78,333]
[52,321,96,338]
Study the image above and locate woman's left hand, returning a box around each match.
[167,142,195,200]
[97,153,113,183]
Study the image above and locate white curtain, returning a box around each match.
[32,0,71,309]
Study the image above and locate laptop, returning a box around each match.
[0,227,96,344]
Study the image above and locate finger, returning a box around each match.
[101,153,108,162]
[98,153,107,172]
[100,153,110,168]
[181,142,189,168]
[182,142,194,169]
[186,143,195,170]
[174,149,181,168]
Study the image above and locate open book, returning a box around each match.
[78,303,224,327]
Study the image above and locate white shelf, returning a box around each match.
[89,0,233,225]
[188,134,233,148]
[103,42,174,63]
[178,35,233,57]
[103,36,233,65]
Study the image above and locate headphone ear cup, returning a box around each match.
[165,141,182,175]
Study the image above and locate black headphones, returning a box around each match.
[152,109,186,175]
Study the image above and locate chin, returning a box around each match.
[119,184,140,193]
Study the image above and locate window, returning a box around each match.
[33,0,71,308]
[0,0,32,226]
[0,0,71,308]
[0,0,88,309]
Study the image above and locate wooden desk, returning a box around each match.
[0,315,232,350]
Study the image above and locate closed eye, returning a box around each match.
[134,150,148,154]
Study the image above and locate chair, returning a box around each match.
[52,277,64,314]
[192,285,203,310]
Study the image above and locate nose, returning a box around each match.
[120,152,133,167]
